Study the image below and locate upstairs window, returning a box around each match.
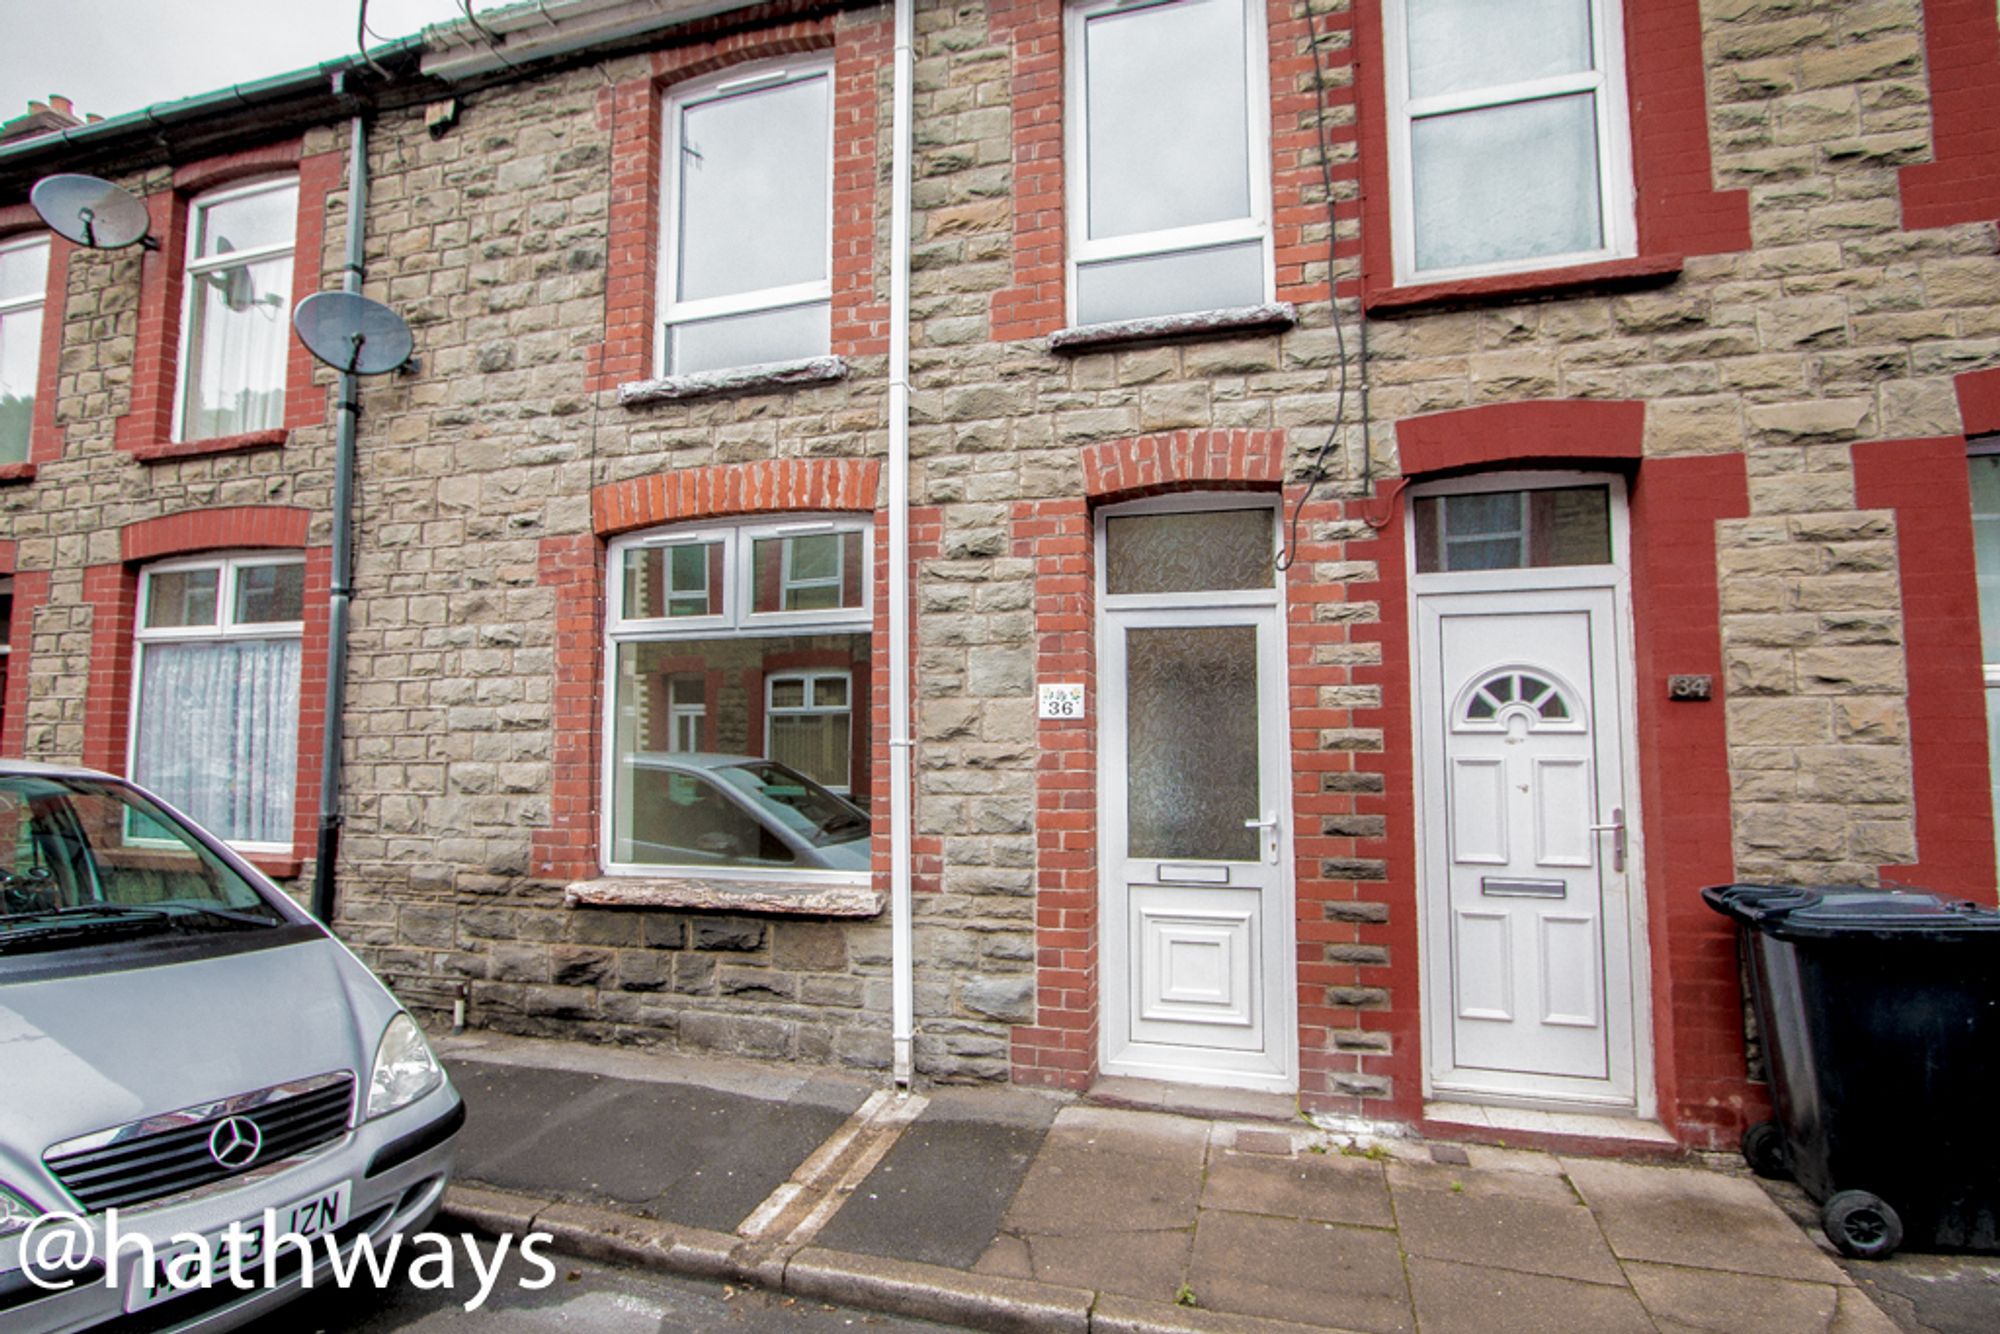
[131,554,305,850]
[658,62,833,376]
[176,177,298,441]
[1065,0,1272,327]
[1383,0,1634,284]
[0,234,50,464]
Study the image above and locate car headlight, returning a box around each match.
[366,1013,444,1120]
[0,1183,41,1237]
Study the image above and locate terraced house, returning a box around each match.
[2,0,1997,1153]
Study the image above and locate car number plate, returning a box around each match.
[124,1179,352,1312]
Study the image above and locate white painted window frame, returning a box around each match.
[129,551,307,855]
[601,514,871,880]
[0,233,50,464]
[765,669,855,792]
[1063,0,1275,325]
[1381,0,1637,287]
[172,176,299,444]
[655,58,836,377]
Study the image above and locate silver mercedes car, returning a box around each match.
[0,760,462,1331]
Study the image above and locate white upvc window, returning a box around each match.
[1064,0,1272,327]
[657,60,833,377]
[130,553,305,852]
[175,177,298,442]
[604,516,872,878]
[0,233,50,465]
[1383,0,1635,285]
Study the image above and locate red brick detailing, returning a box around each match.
[1627,455,1756,1147]
[83,507,325,868]
[1080,430,1287,500]
[114,142,330,455]
[0,209,72,470]
[0,465,35,486]
[990,0,1338,340]
[1354,0,1749,311]
[1010,498,1099,1087]
[591,457,882,537]
[587,11,885,390]
[130,429,288,464]
[121,506,312,564]
[1959,366,2000,438]
[1362,254,1684,316]
[1901,0,2000,230]
[540,458,887,881]
[1853,437,1998,904]
[1395,399,1646,476]
[1,565,49,759]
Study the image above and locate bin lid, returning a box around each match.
[1702,883,2000,940]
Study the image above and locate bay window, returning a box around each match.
[658,61,833,376]
[0,234,49,464]
[1383,0,1635,284]
[176,177,298,441]
[605,518,871,876]
[1065,0,1272,327]
[130,554,304,850]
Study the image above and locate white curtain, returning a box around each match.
[133,638,300,844]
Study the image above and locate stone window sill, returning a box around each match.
[565,875,884,918]
[1049,303,1297,354]
[1364,254,1683,317]
[132,429,289,464]
[0,462,36,486]
[617,356,848,406]
[244,854,303,881]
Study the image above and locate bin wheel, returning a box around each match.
[1741,1121,1790,1180]
[1822,1190,1904,1260]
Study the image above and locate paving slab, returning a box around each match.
[450,1058,864,1232]
[1186,1210,1412,1334]
[1391,1186,1626,1286]
[1563,1156,1854,1286]
[1623,1260,1898,1334]
[1001,1132,1207,1237]
[1021,1227,1197,1302]
[814,1087,1058,1269]
[1403,1256,1654,1334]
[1385,1158,1581,1207]
[1200,1149,1394,1228]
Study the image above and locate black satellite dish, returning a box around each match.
[293,291,415,376]
[29,174,156,250]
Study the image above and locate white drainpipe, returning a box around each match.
[888,0,917,1088]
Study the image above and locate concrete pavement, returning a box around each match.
[433,1033,1900,1332]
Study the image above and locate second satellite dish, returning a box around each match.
[30,174,154,250]
[293,292,415,376]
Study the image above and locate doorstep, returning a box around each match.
[1424,1099,1683,1157]
[1084,1075,1299,1124]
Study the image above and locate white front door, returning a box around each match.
[1098,499,1293,1091]
[1410,478,1646,1112]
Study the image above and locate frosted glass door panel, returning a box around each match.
[1125,625,1258,861]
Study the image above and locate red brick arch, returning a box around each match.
[591,458,881,537]
[1080,429,1288,501]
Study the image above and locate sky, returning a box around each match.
[0,0,507,126]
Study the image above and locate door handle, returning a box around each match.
[1243,813,1279,865]
[1589,807,1626,873]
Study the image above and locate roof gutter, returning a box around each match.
[419,0,779,82]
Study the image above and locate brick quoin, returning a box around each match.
[1959,365,2000,438]
[535,458,886,881]
[1353,0,1749,310]
[0,202,73,475]
[586,10,887,390]
[1852,433,1998,905]
[1900,0,2000,230]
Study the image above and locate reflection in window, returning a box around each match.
[1969,450,2000,874]
[1413,486,1612,573]
[178,178,298,441]
[0,234,50,464]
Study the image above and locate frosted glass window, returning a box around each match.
[1125,626,1259,861]
[0,235,50,465]
[1106,509,1275,595]
[1406,0,1593,99]
[1411,95,1602,274]
[661,65,831,375]
[178,179,296,442]
[1067,0,1270,326]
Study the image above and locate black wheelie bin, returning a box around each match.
[1702,883,2000,1259]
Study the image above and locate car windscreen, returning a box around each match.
[711,761,870,847]
[0,775,285,955]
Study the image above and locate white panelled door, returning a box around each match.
[1415,587,1639,1108]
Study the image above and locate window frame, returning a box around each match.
[601,514,872,881]
[0,232,51,466]
[654,58,837,378]
[1380,0,1637,287]
[127,551,307,855]
[1062,0,1275,327]
[765,669,855,793]
[171,175,300,445]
